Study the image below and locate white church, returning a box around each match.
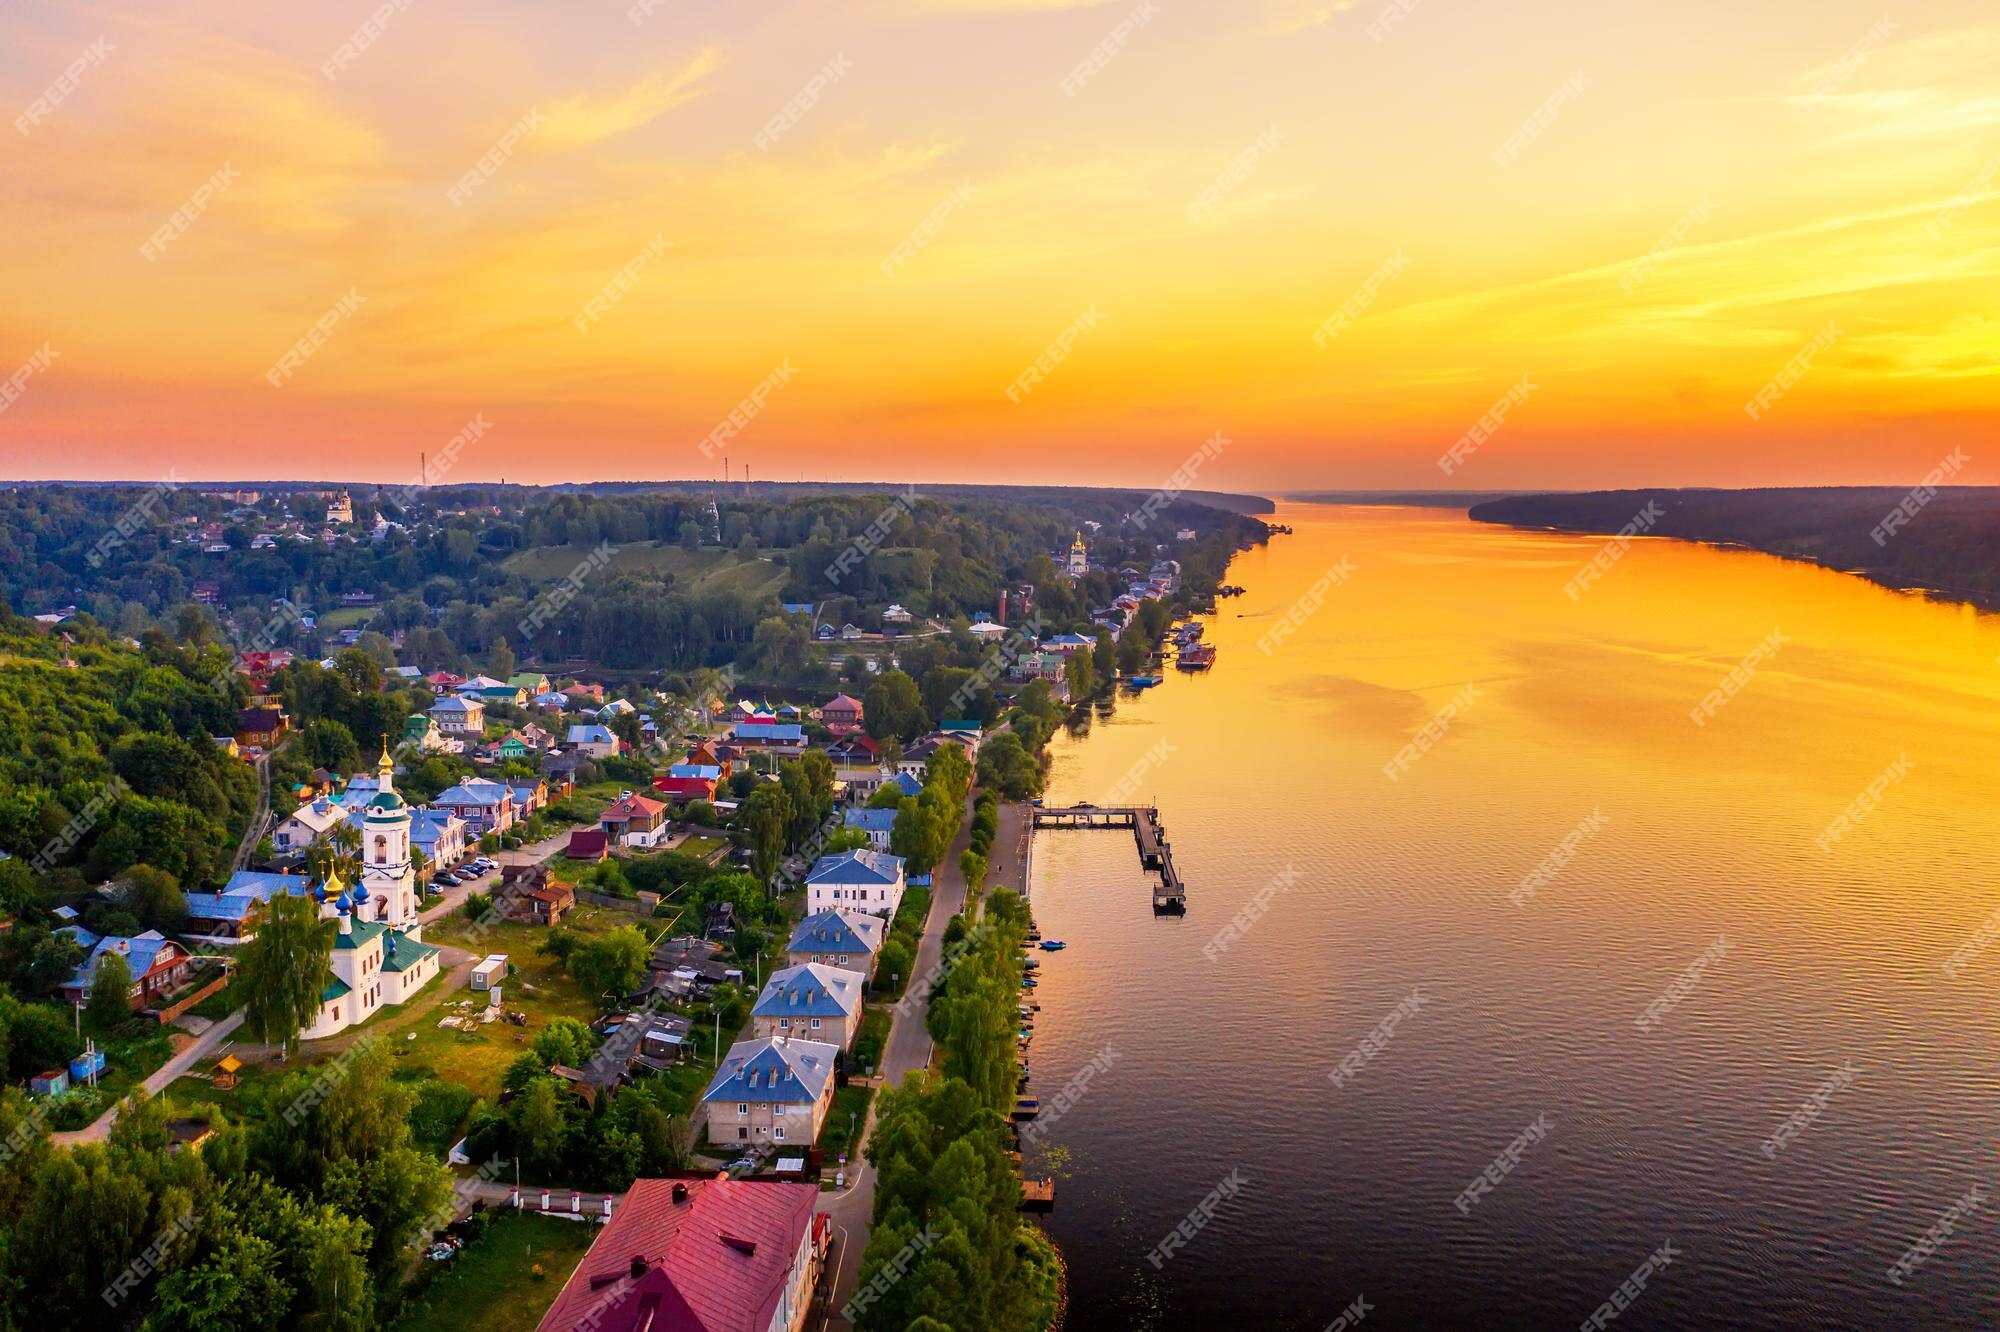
[299,749,443,1040]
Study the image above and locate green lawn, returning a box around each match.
[366,917,624,1103]
[817,1084,873,1166]
[319,606,377,630]
[671,834,728,860]
[390,1211,597,1332]
[852,1009,891,1075]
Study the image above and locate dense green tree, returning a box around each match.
[568,926,651,1007]
[300,718,359,772]
[237,892,334,1056]
[863,671,928,744]
[86,950,133,1032]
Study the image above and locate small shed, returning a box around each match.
[29,1069,68,1097]
[213,1053,243,1089]
[471,954,509,990]
[69,1049,107,1083]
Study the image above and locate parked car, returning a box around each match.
[451,867,481,883]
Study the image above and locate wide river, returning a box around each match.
[1023,500,2000,1330]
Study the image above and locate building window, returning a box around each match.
[738,1103,748,1116]
[774,1126,785,1140]
[738,1127,748,1140]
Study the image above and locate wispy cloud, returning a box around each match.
[536,49,724,149]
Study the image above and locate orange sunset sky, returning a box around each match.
[3,0,1997,492]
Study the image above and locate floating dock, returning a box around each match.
[1031,804,1186,912]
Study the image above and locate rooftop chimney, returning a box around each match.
[628,1255,648,1279]
[672,1182,689,1204]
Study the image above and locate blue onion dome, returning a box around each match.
[334,887,354,912]
[351,882,370,904]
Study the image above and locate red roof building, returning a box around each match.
[566,827,608,861]
[535,1176,827,1332]
[654,775,719,802]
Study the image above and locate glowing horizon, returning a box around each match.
[3,0,1997,491]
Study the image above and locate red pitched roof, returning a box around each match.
[566,828,608,858]
[535,1177,821,1332]
[654,776,718,801]
[603,793,668,822]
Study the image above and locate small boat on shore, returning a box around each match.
[1038,939,1066,951]
[1021,976,1038,988]
[1012,1098,1040,1121]
[1123,674,1162,689]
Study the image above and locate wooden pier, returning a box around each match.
[1030,804,1186,912]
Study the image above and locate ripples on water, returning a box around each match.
[1024,503,2000,1330]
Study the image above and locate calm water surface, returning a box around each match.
[1024,501,2000,1330]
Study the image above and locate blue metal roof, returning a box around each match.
[806,849,905,886]
[786,910,886,955]
[751,963,864,1020]
[701,1036,838,1106]
[842,808,897,833]
[735,722,804,742]
[889,772,922,797]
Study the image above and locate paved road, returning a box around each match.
[229,750,274,876]
[50,1010,246,1147]
[815,797,975,1329]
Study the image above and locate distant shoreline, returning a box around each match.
[1466,486,2000,612]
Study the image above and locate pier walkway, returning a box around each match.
[1029,804,1186,911]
